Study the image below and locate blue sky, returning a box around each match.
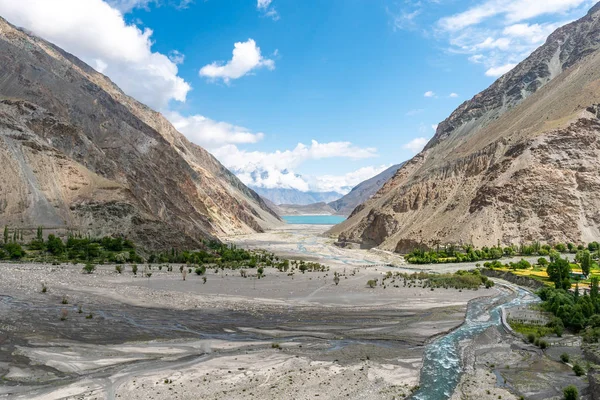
[0,0,596,193]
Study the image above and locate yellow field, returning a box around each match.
[495,266,600,289]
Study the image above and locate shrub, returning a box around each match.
[82,263,96,274]
[527,333,536,343]
[86,313,93,319]
[61,295,68,304]
[367,279,377,288]
[132,264,138,275]
[572,364,584,376]
[257,267,264,277]
[563,385,578,400]
[202,276,207,284]
[560,353,570,363]
[60,309,68,321]
[41,283,47,293]
[115,265,124,274]
[195,266,206,276]
[4,242,25,259]
[538,340,548,349]
[334,275,340,285]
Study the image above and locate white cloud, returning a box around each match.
[402,137,429,154]
[449,93,459,98]
[424,91,435,97]
[199,39,275,83]
[257,0,272,9]
[431,124,439,131]
[257,0,279,20]
[485,63,517,76]
[439,0,589,31]
[168,50,185,64]
[167,112,265,147]
[310,165,391,194]
[437,0,591,78]
[0,0,190,110]
[389,8,421,31]
[210,141,378,192]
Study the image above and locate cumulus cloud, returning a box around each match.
[424,91,436,97]
[449,93,459,98]
[438,0,590,78]
[0,0,190,110]
[402,137,429,154]
[199,39,275,83]
[167,112,265,147]
[210,141,378,192]
[485,63,517,76]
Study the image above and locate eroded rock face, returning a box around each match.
[331,3,600,251]
[0,18,281,249]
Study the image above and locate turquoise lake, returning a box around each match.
[282,215,346,225]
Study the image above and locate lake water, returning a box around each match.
[282,215,346,225]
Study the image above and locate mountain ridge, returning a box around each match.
[0,16,281,249]
[330,2,600,251]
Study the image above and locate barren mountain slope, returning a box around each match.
[328,163,403,216]
[330,3,600,251]
[0,17,280,249]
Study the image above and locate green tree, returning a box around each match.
[4,242,25,259]
[580,250,592,276]
[547,256,572,290]
[46,235,65,255]
[563,385,578,400]
[572,364,584,376]
[3,226,8,244]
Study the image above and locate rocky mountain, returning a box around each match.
[0,17,281,250]
[252,187,343,206]
[330,3,600,251]
[328,164,403,216]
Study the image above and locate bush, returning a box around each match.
[115,265,124,274]
[82,263,96,274]
[563,385,578,400]
[527,333,536,343]
[195,266,206,276]
[560,353,570,363]
[4,242,25,259]
[538,340,548,349]
[132,264,138,275]
[572,364,584,376]
[367,279,377,288]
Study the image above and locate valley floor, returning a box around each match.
[0,225,589,399]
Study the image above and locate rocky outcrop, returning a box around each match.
[330,3,600,252]
[0,17,281,249]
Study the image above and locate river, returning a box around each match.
[412,284,538,399]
